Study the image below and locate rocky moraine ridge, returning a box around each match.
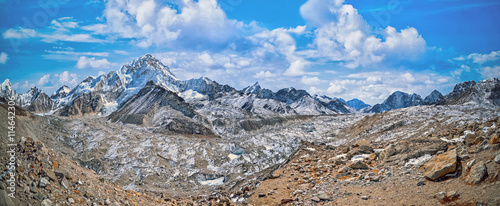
[1,54,499,205]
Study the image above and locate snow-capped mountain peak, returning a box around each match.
[424,90,444,105]
[346,98,371,111]
[366,91,424,113]
[242,82,261,94]
[0,79,15,98]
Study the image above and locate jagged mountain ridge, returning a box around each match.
[53,54,354,116]
[2,54,499,117]
[0,80,55,113]
[363,78,500,113]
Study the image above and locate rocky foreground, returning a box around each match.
[1,112,500,206]
[248,118,500,206]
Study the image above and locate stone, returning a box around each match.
[417,180,426,186]
[39,177,50,188]
[339,166,351,173]
[258,193,266,198]
[311,197,321,202]
[348,161,369,170]
[30,186,38,193]
[41,168,57,182]
[317,191,331,201]
[436,191,460,203]
[336,172,350,179]
[467,159,476,169]
[293,190,304,195]
[423,149,457,181]
[495,154,500,164]
[369,153,377,161]
[105,198,112,205]
[54,169,68,179]
[435,191,447,200]
[34,193,44,200]
[61,179,69,189]
[68,197,75,203]
[465,161,487,184]
[270,172,280,179]
[281,198,294,204]
[381,144,397,160]
[491,134,499,144]
[361,196,369,200]
[41,199,53,206]
[464,134,476,146]
[0,190,15,206]
[347,145,374,159]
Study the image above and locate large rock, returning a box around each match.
[346,145,374,159]
[423,149,457,181]
[465,161,487,184]
[0,190,14,206]
[348,161,370,170]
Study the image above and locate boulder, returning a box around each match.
[423,149,457,181]
[465,161,487,184]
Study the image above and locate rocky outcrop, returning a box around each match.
[26,92,54,113]
[58,92,105,116]
[109,81,214,135]
[423,149,458,181]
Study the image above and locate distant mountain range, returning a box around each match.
[1,54,499,118]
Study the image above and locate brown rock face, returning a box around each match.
[491,134,499,144]
[423,149,457,181]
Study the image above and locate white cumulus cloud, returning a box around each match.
[57,71,78,86]
[300,0,426,68]
[37,74,51,86]
[76,56,111,69]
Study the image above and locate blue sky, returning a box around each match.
[0,0,499,104]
